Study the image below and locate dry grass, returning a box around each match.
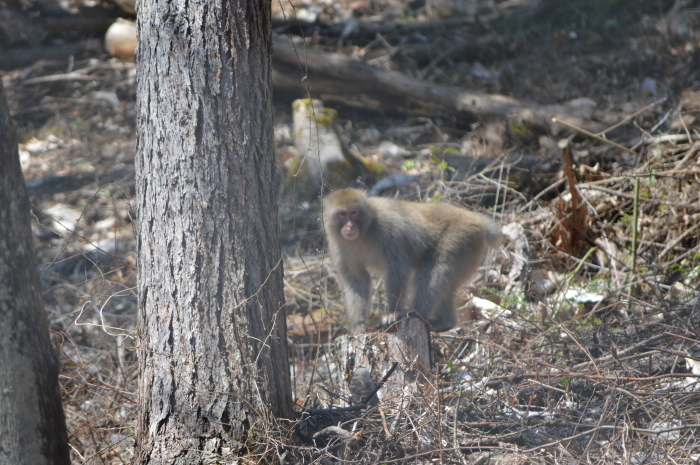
[283,152,700,463]
[3,7,700,462]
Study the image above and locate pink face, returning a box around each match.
[336,208,360,240]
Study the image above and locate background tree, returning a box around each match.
[133,0,293,462]
[0,81,70,465]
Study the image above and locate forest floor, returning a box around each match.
[3,0,700,463]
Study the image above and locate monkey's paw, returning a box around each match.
[427,314,458,333]
[349,322,367,334]
[379,312,400,332]
[381,311,426,331]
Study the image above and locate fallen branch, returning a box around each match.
[273,17,477,39]
[578,184,700,210]
[272,34,545,126]
[552,117,640,157]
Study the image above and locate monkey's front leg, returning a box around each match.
[380,264,411,330]
[340,269,372,334]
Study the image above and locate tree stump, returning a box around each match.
[336,317,431,404]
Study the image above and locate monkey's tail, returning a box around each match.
[485,220,503,248]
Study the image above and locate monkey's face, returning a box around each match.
[336,208,361,240]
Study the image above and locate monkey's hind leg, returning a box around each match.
[426,295,458,332]
[423,236,488,332]
[412,262,458,332]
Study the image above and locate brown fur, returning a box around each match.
[324,188,501,333]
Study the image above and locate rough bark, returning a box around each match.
[336,318,431,402]
[0,81,70,465]
[134,0,293,462]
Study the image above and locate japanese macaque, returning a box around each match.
[324,188,501,334]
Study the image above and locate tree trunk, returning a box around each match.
[134,0,293,462]
[0,82,70,465]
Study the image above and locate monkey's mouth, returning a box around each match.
[343,231,359,240]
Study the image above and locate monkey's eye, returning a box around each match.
[349,209,359,217]
[338,211,348,218]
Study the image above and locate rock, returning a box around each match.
[45,204,82,237]
[105,19,136,62]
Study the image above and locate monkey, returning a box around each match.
[323,188,501,334]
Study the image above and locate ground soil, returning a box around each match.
[3,0,700,463]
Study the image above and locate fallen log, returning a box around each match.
[0,43,90,70]
[273,16,478,39]
[272,34,546,128]
[1,17,591,134]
